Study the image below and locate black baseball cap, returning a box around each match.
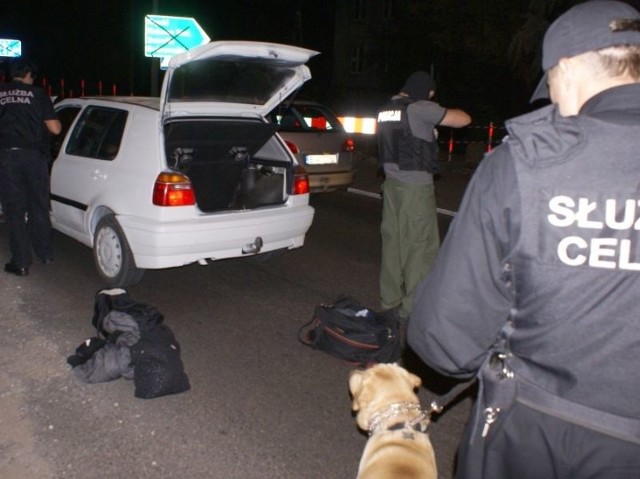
[531,0,640,101]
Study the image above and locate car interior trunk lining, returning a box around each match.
[164,119,288,212]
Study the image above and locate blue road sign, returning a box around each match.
[0,39,22,58]
[144,15,210,59]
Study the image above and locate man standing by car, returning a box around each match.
[408,1,640,477]
[376,71,470,320]
[0,57,61,276]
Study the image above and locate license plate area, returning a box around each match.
[306,154,338,165]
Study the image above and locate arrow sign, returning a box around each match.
[144,15,210,59]
[0,39,22,58]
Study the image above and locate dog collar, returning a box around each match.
[367,402,430,436]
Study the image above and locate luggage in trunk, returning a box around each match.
[164,119,289,212]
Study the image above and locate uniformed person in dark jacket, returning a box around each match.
[408,1,640,478]
[0,57,61,276]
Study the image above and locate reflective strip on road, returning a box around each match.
[347,187,456,217]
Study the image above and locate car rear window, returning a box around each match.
[66,106,128,161]
[168,57,297,106]
[273,104,344,133]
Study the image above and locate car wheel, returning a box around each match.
[93,214,145,287]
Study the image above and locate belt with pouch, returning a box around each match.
[480,350,640,445]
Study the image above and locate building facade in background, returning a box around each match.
[332,0,400,116]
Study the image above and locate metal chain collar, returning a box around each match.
[367,401,430,435]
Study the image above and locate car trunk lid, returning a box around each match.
[160,40,318,119]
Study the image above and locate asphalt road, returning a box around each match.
[0,156,476,479]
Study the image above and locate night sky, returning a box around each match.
[3,1,640,120]
[0,1,335,97]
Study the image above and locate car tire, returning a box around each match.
[93,214,145,287]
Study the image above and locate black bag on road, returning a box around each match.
[298,296,402,366]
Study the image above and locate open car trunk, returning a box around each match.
[164,119,291,212]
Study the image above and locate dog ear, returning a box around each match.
[349,370,364,411]
[409,371,422,389]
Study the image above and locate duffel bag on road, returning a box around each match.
[298,295,402,367]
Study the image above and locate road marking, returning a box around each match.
[346,187,381,199]
[347,187,457,217]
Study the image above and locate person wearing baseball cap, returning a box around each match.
[408,2,640,478]
[531,0,640,105]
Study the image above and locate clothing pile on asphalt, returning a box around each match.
[67,288,190,399]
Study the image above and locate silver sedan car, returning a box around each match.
[272,99,355,192]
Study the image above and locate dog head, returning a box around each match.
[349,363,422,431]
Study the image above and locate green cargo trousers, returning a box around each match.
[379,177,439,318]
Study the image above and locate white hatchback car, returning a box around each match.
[49,41,317,287]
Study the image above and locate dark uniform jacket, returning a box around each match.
[0,80,56,150]
[408,84,640,479]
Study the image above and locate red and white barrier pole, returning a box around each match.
[486,121,495,152]
[448,130,454,160]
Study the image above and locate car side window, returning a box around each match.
[51,106,82,159]
[66,106,128,160]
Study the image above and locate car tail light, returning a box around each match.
[293,166,309,195]
[342,138,355,152]
[285,140,300,154]
[152,172,196,206]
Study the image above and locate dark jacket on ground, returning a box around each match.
[69,289,190,399]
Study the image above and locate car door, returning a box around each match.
[50,104,128,245]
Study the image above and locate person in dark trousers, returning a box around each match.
[0,57,61,276]
[376,71,470,320]
[408,1,640,478]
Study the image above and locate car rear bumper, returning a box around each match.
[117,204,314,269]
[308,170,355,192]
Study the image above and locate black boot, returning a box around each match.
[4,262,29,276]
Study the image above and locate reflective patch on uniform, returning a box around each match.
[543,191,640,270]
[377,109,402,123]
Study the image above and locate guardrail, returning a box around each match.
[0,74,506,159]
[0,75,120,97]
[344,119,507,162]
[339,115,505,144]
